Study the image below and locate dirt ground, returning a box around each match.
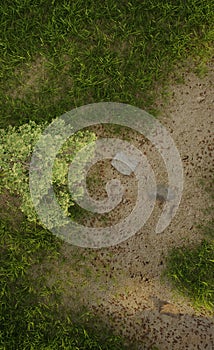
[40,62,214,350]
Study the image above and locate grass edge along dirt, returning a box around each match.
[0,0,213,127]
[0,218,135,350]
[164,179,214,312]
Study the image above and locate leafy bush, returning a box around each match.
[0,120,96,229]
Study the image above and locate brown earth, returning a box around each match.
[37,61,214,350]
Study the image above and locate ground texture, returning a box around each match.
[37,63,214,350]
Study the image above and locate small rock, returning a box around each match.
[196,96,205,103]
[160,303,181,317]
[148,184,175,202]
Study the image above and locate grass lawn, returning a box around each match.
[1,0,213,128]
[0,0,213,349]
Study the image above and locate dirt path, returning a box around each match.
[43,63,214,349]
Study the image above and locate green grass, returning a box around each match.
[0,0,213,127]
[165,179,214,312]
[0,219,128,350]
[0,0,214,348]
[165,240,214,311]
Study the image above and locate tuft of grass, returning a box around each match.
[165,179,214,311]
[165,240,214,311]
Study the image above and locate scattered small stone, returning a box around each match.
[148,184,175,202]
[196,96,205,103]
[160,303,182,317]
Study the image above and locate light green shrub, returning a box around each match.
[0,120,96,228]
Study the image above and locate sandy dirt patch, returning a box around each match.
[39,62,213,350]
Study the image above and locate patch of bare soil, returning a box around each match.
[8,55,48,100]
[0,190,24,229]
[42,63,213,350]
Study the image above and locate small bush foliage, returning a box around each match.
[0,120,96,229]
